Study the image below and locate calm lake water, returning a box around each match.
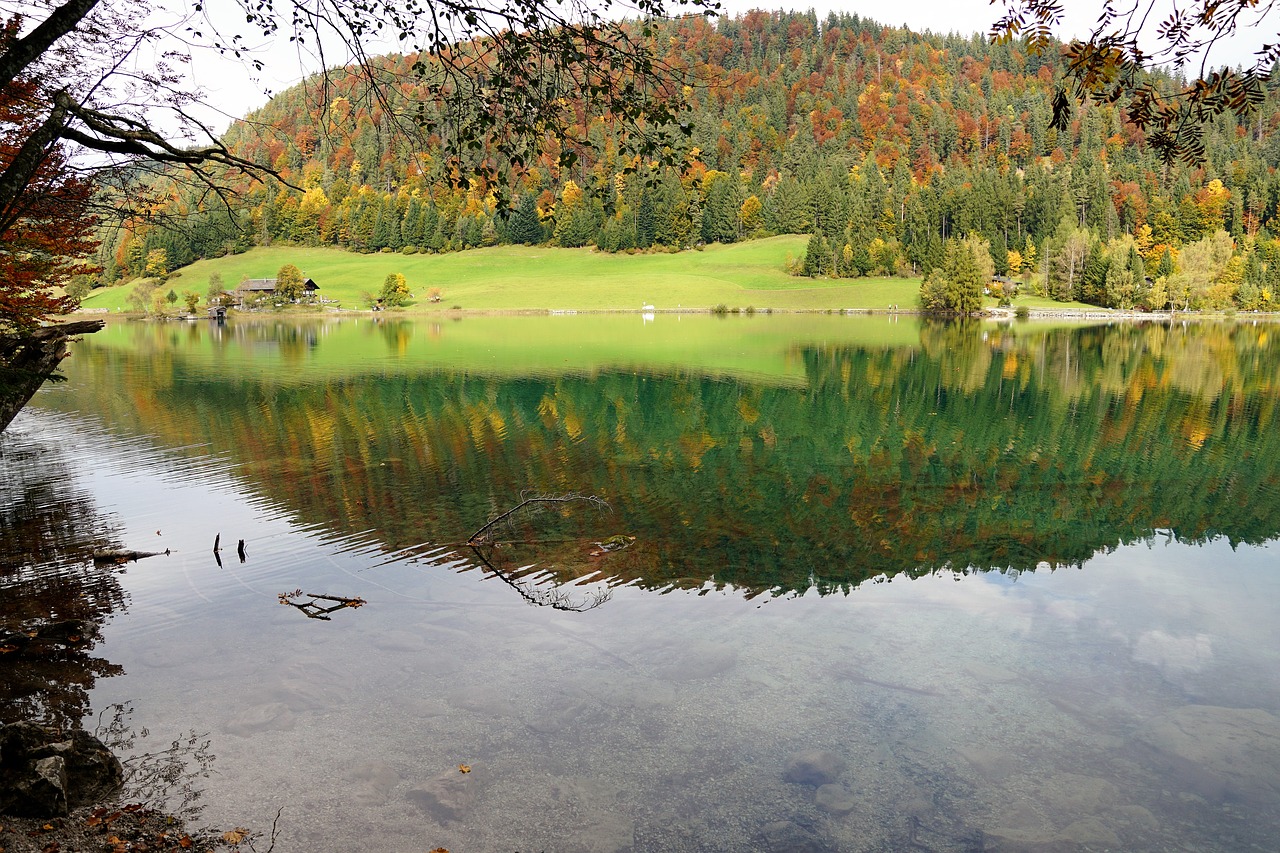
[4,314,1280,852]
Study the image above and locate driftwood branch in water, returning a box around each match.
[0,320,104,433]
[467,494,609,545]
[277,590,366,621]
[92,548,170,564]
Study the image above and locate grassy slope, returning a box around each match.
[80,235,1101,313]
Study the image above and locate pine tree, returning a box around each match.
[767,175,813,234]
[402,197,424,246]
[801,230,831,276]
[700,172,738,244]
[636,190,656,248]
[509,193,543,245]
[944,237,985,314]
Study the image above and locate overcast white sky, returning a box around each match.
[174,0,1265,133]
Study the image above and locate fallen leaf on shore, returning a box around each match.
[222,828,249,844]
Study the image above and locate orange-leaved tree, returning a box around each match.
[0,78,99,333]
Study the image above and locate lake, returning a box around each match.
[3,314,1279,852]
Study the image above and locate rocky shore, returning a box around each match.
[0,722,229,853]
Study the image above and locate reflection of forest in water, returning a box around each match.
[0,429,128,727]
[35,319,1280,598]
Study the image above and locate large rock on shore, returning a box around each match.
[0,722,123,818]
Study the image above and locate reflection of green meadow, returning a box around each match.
[79,237,1097,313]
[82,314,931,384]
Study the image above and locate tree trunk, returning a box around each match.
[0,320,103,434]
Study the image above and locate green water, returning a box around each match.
[3,314,1279,852]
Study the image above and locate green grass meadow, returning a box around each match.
[80,237,918,313]
[79,235,1102,314]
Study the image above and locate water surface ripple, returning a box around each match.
[3,315,1279,852]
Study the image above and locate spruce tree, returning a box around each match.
[509,194,543,245]
[636,190,656,248]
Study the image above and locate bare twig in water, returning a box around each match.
[241,806,285,853]
[277,590,367,621]
[467,493,610,545]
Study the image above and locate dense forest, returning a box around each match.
[101,10,1280,311]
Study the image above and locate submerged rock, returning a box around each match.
[1137,704,1280,805]
[224,702,296,736]
[406,765,478,823]
[783,749,846,786]
[0,722,123,818]
[345,760,401,806]
[814,783,858,815]
[758,819,829,853]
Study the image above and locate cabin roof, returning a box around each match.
[237,277,319,291]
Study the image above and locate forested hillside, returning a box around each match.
[103,11,1280,311]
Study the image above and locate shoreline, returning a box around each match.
[65,305,1280,322]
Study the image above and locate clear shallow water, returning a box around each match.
[3,315,1280,852]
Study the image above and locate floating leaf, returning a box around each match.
[458,764,471,774]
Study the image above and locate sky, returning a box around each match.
[169,0,1266,133]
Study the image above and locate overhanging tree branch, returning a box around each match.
[991,0,1277,162]
[0,0,100,92]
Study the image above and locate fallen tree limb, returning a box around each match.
[92,548,170,564]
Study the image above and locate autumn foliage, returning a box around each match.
[0,80,100,333]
